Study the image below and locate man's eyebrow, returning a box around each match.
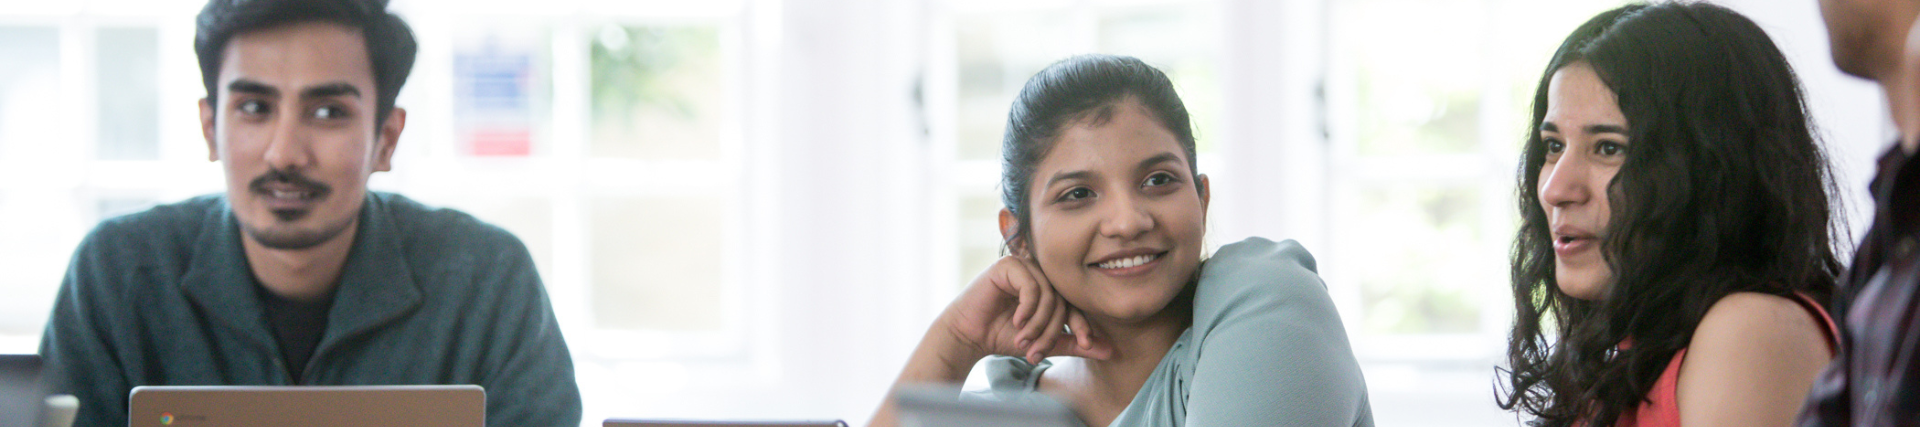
[300,83,362,100]
[227,79,278,97]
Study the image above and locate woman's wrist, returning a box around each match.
[875,311,984,427]
[925,312,990,378]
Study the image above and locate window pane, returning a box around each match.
[0,192,83,337]
[454,27,550,157]
[0,190,27,336]
[1098,4,1220,153]
[1336,0,1488,156]
[1347,184,1488,334]
[589,25,723,160]
[957,194,1004,290]
[0,27,60,162]
[0,27,63,337]
[589,196,725,331]
[95,27,160,160]
[955,12,1076,161]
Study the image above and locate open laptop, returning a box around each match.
[0,355,46,427]
[128,385,483,427]
[893,385,1078,427]
[603,420,845,427]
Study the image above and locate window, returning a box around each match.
[0,20,191,350]
[584,24,733,335]
[0,25,66,348]
[386,10,754,422]
[95,27,160,160]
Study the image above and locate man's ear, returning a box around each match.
[372,107,405,172]
[200,97,218,162]
[1196,173,1210,214]
[998,208,1029,258]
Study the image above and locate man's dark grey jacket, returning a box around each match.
[39,192,582,427]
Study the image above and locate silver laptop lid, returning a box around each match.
[128,385,483,427]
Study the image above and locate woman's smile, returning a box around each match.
[1088,248,1169,277]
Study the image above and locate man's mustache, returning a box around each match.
[248,169,331,196]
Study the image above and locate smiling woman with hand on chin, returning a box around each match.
[870,54,1372,427]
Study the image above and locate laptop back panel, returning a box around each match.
[128,385,483,427]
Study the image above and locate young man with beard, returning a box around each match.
[38,1,581,426]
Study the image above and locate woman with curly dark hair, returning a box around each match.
[1498,3,1844,426]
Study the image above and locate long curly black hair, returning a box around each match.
[1496,3,1843,426]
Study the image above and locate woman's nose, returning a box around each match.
[1098,193,1155,240]
[1538,157,1590,209]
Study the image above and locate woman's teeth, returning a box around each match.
[1097,254,1157,269]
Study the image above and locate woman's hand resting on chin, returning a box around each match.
[869,255,1115,427]
[941,255,1115,366]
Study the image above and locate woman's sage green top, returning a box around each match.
[969,237,1374,427]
